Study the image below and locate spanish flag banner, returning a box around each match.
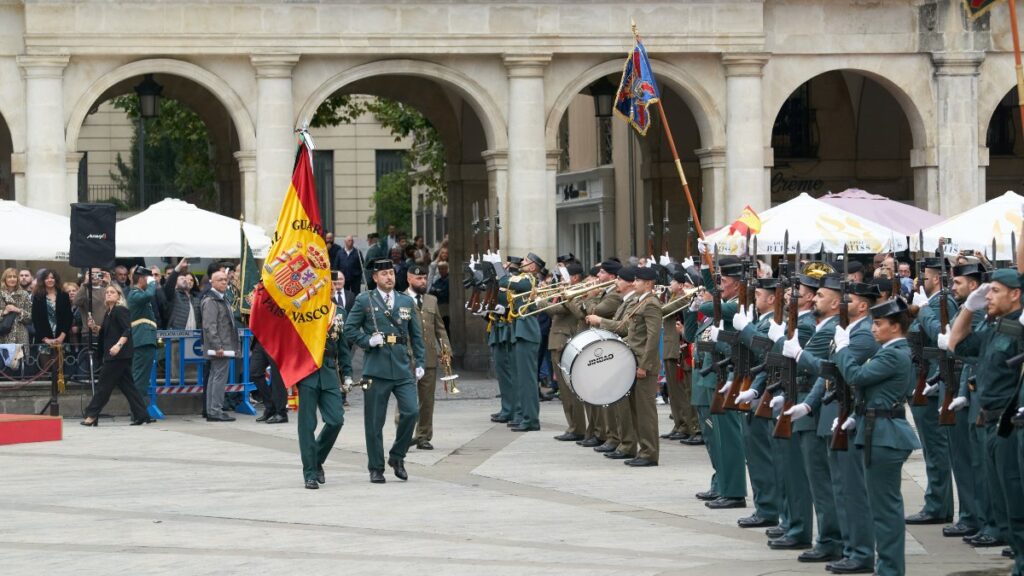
[249,134,333,387]
[728,205,762,237]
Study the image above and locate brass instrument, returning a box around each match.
[516,279,616,317]
[661,287,704,319]
[439,342,460,394]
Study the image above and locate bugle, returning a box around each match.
[517,279,616,317]
[661,287,703,319]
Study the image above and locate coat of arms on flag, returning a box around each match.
[264,241,330,307]
[962,0,1001,20]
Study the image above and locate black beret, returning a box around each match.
[635,267,657,281]
[870,297,908,319]
[407,265,428,276]
[617,266,637,282]
[845,260,864,274]
[599,259,622,275]
[565,262,584,277]
[588,266,599,277]
[370,259,394,272]
[672,270,696,285]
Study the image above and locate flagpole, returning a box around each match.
[1008,0,1024,138]
[654,101,705,241]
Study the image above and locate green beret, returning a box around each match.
[990,268,1021,289]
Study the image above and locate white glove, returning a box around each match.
[948,396,969,412]
[697,239,709,255]
[841,416,857,431]
[782,335,802,360]
[415,367,425,380]
[558,265,569,281]
[1018,406,1024,417]
[368,333,384,347]
[646,256,655,267]
[770,395,785,410]
[708,321,723,342]
[659,253,671,266]
[923,382,939,396]
[937,327,951,351]
[833,325,850,352]
[784,402,811,421]
[964,283,991,312]
[768,320,786,343]
[718,381,732,395]
[737,388,759,404]
[732,307,751,331]
[492,304,506,315]
[912,286,929,308]
[681,257,695,270]
[688,296,702,313]
[830,417,839,432]
[342,376,353,393]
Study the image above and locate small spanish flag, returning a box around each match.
[728,205,762,236]
[249,134,334,387]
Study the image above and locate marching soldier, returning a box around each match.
[547,262,587,442]
[948,268,1024,572]
[295,292,352,490]
[127,266,159,411]
[344,260,426,484]
[832,297,921,576]
[586,266,663,466]
[488,256,521,425]
[506,253,545,432]
[662,269,701,442]
[405,265,451,450]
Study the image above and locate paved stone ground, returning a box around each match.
[0,372,1012,575]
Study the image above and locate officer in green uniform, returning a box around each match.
[506,253,545,432]
[127,267,158,410]
[344,259,426,484]
[780,272,843,562]
[905,257,957,525]
[799,280,881,573]
[684,288,721,499]
[833,297,920,576]
[363,233,386,291]
[297,299,351,490]
[949,268,1024,573]
[732,277,782,528]
[701,257,746,509]
[487,256,520,425]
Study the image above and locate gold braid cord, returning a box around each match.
[56,346,65,394]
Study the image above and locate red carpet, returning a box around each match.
[0,414,63,445]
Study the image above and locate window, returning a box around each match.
[988,91,1019,156]
[313,150,334,233]
[772,84,818,159]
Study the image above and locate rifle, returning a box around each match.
[465,202,482,312]
[935,240,959,426]
[725,232,757,411]
[647,203,656,263]
[755,231,789,419]
[484,200,504,310]
[685,215,697,259]
[704,245,730,415]
[480,199,498,311]
[825,243,852,451]
[661,200,670,261]
[772,241,801,439]
[909,229,929,406]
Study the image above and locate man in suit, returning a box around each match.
[547,262,586,442]
[331,270,355,313]
[201,270,240,422]
[127,266,159,410]
[405,265,451,450]
[344,259,426,484]
[335,235,365,294]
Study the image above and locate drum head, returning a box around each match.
[565,330,635,406]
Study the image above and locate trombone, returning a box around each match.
[516,279,615,317]
[661,287,704,319]
[439,342,460,394]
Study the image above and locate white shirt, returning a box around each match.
[847,315,868,332]
[376,288,394,309]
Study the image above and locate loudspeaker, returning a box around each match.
[70,203,116,269]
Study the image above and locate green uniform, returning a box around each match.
[344,289,426,472]
[954,307,1024,575]
[508,273,541,430]
[687,310,720,495]
[908,291,958,520]
[835,337,920,576]
[127,281,158,407]
[738,312,780,523]
[363,243,387,290]
[802,316,879,569]
[794,314,841,556]
[488,281,516,422]
[297,306,351,483]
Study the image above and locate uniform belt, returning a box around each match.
[976,408,1003,426]
[131,318,157,329]
[382,334,407,346]
[855,406,906,419]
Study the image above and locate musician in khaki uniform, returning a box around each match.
[547,262,587,441]
[405,265,451,450]
[662,269,701,440]
[588,265,637,457]
[586,266,664,466]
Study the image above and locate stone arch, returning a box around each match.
[296,59,507,152]
[978,58,1018,142]
[64,58,256,153]
[545,58,725,151]
[765,62,932,150]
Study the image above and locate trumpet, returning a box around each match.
[439,342,460,394]
[517,279,616,317]
[661,287,704,319]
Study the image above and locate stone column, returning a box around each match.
[251,54,300,231]
[18,54,70,215]
[696,147,727,227]
[978,145,990,200]
[911,146,939,211]
[10,153,26,205]
[545,150,561,258]
[723,54,769,219]
[503,54,551,260]
[933,52,984,216]
[233,150,257,221]
[64,152,84,205]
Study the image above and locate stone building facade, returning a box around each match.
[1,0,1021,367]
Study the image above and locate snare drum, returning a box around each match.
[559,328,636,406]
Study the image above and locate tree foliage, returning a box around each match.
[110,96,217,209]
[372,169,413,233]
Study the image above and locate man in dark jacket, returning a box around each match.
[334,235,364,294]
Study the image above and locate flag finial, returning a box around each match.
[630,18,639,40]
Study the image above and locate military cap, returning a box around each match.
[408,264,428,276]
[132,266,152,278]
[588,266,599,277]
[565,262,584,277]
[868,275,894,294]
[819,273,843,292]
[920,257,945,270]
[756,277,780,290]
[672,269,696,285]
[797,274,821,290]
[599,259,622,275]
[367,232,380,240]
[617,266,637,282]
[991,268,1021,289]
[718,255,744,278]
[850,282,881,300]
[635,267,657,281]
[526,252,546,269]
[846,260,864,275]
[507,255,524,266]
[557,253,576,263]
[870,297,908,319]
[952,263,985,279]
[370,259,394,272]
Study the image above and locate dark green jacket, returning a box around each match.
[127,282,158,348]
[801,316,878,437]
[344,290,425,381]
[507,273,541,343]
[953,308,1024,412]
[792,314,838,432]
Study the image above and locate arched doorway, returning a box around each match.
[770,70,915,205]
[984,89,1024,199]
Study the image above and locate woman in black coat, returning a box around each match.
[31,269,73,393]
[81,285,150,426]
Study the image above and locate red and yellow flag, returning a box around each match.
[250,136,334,387]
[728,205,762,236]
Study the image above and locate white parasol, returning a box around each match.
[0,200,71,261]
[911,191,1024,260]
[116,198,271,259]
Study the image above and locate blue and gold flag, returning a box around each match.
[962,0,1001,20]
[614,38,661,136]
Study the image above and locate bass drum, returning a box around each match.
[559,328,636,406]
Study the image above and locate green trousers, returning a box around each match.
[799,430,841,552]
[948,408,981,529]
[910,396,953,518]
[413,367,437,443]
[694,387,718,494]
[985,425,1024,575]
[975,421,1007,540]
[513,338,540,429]
[779,431,812,543]
[297,367,344,482]
[745,413,780,521]
[829,445,875,568]
[629,374,659,462]
[492,342,515,420]
[132,344,156,406]
[364,376,418,472]
[866,446,910,576]
[711,410,747,498]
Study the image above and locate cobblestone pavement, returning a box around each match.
[0,374,1011,575]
